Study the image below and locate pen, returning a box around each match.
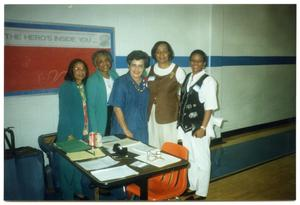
[86,149,95,156]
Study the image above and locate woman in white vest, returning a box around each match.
[177,49,223,200]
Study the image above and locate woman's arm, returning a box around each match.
[193,76,217,138]
[193,110,212,138]
[58,83,74,141]
[86,77,98,133]
[113,107,133,138]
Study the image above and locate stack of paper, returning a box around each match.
[130,161,148,168]
[76,156,118,171]
[127,142,157,156]
[103,138,139,149]
[90,165,139,182]
[66,148,105,161]
[135,152,181,168]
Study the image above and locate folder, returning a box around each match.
[55,139,90,153]
[67,149,105,161]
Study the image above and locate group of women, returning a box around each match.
[56,41,221,200]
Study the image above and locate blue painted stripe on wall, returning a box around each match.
[115,56,296,68]
[213,56,296,67]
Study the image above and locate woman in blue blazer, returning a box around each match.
[57,58,89,200]
[86,50,119,136]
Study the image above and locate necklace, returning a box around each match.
[131,78,147,93]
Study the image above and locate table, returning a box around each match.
[53,138,189,200]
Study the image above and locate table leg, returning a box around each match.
[94,187,100,200]
[138,179,148,200]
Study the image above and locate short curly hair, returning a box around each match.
[127,50,150,68]
[151,41,174,62]
[92,50,113,68]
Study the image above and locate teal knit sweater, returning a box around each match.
[86,69,119,135]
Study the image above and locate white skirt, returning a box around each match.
[148,104,178,148]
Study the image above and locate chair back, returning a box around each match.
[38,133,57,152]
[161,142,188,159]
[148,142,188,198]
[38,133,60,191]
[38,133,57,164]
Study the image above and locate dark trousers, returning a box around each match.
[81,175,126,200]
[105,106,113,136]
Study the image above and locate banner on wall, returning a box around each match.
[4,22,115,96]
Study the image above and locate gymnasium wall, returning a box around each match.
[4,4,296,148]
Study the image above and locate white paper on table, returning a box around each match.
[135,152,181,168]
[130,160,148,168]
[103,138,139,149]
[102,135,121,143]
[127,142,157,156]
[90,165,139,182]
[76,156,118,171]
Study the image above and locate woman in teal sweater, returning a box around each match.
[84,50,126,200]
[86,50,119,136]
[57,58,89,200]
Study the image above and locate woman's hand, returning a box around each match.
[124,128,133,138]
[67,135,76,141]
[113,107,133,138]
[193,128,206,138]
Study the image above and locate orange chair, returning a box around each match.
[126,142,188,201]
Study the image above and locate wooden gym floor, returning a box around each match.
[206,153,295,201]
[184,122,296,201]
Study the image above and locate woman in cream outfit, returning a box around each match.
[147,41,186,148]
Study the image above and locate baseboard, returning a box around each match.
[210,129,295,181]
[210,152,295,182]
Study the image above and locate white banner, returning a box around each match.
[5,27,111,48]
